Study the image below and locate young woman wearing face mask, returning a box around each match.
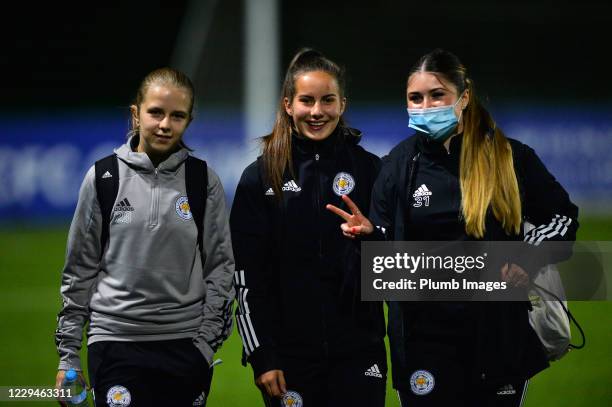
[326,49,579,406]
[54,68,235,406]
[230,49,386,406]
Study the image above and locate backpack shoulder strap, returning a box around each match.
[94,154,119,257]
[185,155,208,251]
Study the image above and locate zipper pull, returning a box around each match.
[315,153,320,161]
[154,168,159,178]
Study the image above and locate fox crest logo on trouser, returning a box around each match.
[106,385,131,406]
[281,390,303,407]
[410,370,435,395]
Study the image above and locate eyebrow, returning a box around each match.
[408,87,448,95]
[297,93,338,98]
[147,106,189,114]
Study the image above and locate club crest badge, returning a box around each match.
[410,370,435,396]
[175,196,193,220]
[281,390,303,407]
[333,172,355,196]
[106,385,131,406]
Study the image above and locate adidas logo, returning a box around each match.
[114,198,135,212]
[413,184,432,197]
[264,181,301,195]
[496,384,516,396]
[364,364,383,378]
[101,171,113,179]
[282,180,301,192]
[413,184,432,208]
[113,198,134,224]
[192,391,206,406]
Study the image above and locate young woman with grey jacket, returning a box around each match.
[54,68,235,407]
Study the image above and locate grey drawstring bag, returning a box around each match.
[525,222,573,361]
[528,266,571,360]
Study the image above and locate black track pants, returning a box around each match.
[262,350,387,407]
[88,339,213,407]
[397,379,529,407]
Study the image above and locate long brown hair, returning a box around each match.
[262,48,346,197]
[408,49,521,238]
[129,67,195,151]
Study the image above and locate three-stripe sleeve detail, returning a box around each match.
[234,269,260,355]
[524,214,572,247]
[519,380,529,407]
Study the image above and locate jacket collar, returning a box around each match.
[416,131,463,157]
[115,135,189,172]
[291,126,362,157]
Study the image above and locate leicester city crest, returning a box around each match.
[410,370,435,396]
[175,196,193,220]
[281,390,303,407]
[332,172,355,196]
[106,385,131,406]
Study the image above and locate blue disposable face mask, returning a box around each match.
[407,93,465,142]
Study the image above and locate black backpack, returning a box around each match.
[94,154,208,256]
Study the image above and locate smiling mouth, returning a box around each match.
[307,121,327,130]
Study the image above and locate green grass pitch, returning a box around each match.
[0,218,610,406]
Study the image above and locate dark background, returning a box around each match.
[4,0,611,112]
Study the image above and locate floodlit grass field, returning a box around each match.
[0,218,610,406]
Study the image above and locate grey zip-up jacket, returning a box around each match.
[55,139,235,371]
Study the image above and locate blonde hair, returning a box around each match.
[409,49,521,238]
[129,67,195,150]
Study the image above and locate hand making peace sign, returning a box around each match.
[325,194,374,239]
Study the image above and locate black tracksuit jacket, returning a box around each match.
[370,132,579,391]
[230,127,385,378]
